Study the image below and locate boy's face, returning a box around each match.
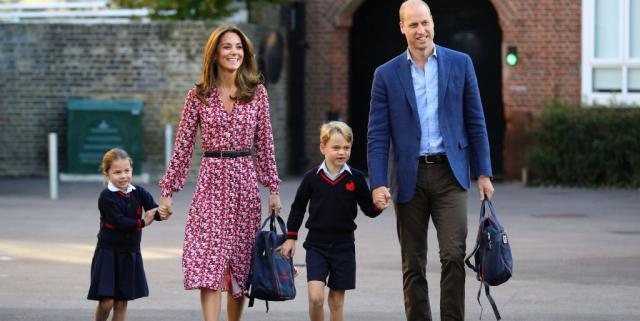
[320,133,352,169]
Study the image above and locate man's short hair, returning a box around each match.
[399,0,431,22]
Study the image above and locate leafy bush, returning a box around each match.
[526,100,640,188]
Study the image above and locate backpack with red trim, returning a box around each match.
[246,212,296,311]
[465,198,513,320]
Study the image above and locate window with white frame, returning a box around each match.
[582,0,640,105]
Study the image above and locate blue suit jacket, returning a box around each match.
[367,46,492,203]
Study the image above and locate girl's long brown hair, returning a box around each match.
[196,25,262,103]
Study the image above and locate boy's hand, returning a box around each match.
[280,239,296,258]
[144,208,157,227]
[372,186,390,210]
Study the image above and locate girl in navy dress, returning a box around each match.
[88,148,161,321]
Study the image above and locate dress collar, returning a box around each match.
[107,181,136,194]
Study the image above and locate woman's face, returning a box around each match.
[215,32,244,73]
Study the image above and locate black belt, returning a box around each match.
[419,154,447,164]
[204,150,251,158]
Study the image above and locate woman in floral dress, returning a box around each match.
[158,25,282,321]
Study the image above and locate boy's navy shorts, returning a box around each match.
[303,240,356,290]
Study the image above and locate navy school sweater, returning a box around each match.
[285,166,382,243]
[96,185,159,251]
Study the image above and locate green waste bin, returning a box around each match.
[66,100,143,174]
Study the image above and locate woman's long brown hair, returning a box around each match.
[196,25,262,103]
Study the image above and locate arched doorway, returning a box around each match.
[348,0,505,176]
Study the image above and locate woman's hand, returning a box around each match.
[268,194,282,215]
[158,196,173,220]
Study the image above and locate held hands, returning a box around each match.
[280,239,296,258]
[269,194,282,215]
[158,196,173,221]
[372,186,391,211]
[144,208,158,226]
[477,175,495,200]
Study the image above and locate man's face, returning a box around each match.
[400,3,435,53]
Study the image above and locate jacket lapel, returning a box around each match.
[437,45,451,116]
[436,46,452,130]
[394,54,420,124]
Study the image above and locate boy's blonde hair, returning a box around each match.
[320,121,353,145]
[101,148,133,176]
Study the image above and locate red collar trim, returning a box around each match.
[319,171,349,186]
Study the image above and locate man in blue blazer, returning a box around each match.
[367,1,494,320]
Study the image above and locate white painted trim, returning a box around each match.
[582,0,640,106]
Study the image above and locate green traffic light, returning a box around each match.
[506,53,518,66]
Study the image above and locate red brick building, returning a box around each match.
[301,0,639,179]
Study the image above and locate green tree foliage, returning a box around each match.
[526,101,640,188]
[114,0,239,20]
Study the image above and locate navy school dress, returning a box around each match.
[87,184,159,301]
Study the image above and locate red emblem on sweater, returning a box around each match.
[345,180,355,192]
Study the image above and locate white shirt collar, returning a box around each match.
[406,45,438,64]
[107,181,136,193]
[317,161,352,177]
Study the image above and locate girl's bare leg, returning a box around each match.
[111,300,128,321]
[95,298,114,321]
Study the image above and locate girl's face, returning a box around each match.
[215,32,244,73]
[106,159,132,191]
[320,133,352,170]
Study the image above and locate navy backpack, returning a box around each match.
[246,212,296,311]
[465,198,513,320]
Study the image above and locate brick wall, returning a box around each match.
[492,0,581,178]
[304,0,351,168]
[0,22,289,180]
[305,0,582,179]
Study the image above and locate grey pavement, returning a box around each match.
[1,177,639,321]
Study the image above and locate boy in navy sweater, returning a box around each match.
[280,121,388,321]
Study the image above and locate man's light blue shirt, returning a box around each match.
[407,48,445,155]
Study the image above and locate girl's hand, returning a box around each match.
[144,208,157,227]
[280,239,296,258]
[268,194,282,215]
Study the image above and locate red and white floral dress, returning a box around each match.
[159,84,280,297]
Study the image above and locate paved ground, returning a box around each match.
[1,177,639,321]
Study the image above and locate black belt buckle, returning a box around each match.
[421,154,446,164]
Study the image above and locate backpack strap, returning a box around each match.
[248,296,254,308]
[474,255,502,320]
[484,282,501,320]
[465,242,480,272]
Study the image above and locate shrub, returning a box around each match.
[526,100,640,188]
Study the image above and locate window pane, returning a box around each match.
[631,0,640,58]
[593,68,622,92]
[629,69,640,92]
[595,0,619,58]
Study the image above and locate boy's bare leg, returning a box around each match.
[308,281,326,321]
[95,298,113,321]
[200,288,222,321]
[111,300,128,321]
[227,292,245,321]
[328,289,345,321]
